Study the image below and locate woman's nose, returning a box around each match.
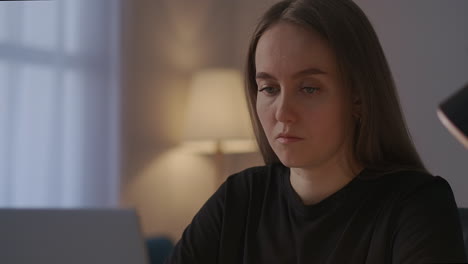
[275,94,297,123]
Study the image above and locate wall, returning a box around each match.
[354,0,468,206]
[120,0,265,241]
[120,0,468,242]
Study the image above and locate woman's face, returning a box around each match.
[255,22,357,169]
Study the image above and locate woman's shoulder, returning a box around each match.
[362,169,456,208]
[377,171,466,263]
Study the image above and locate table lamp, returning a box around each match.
[182,68,257,182]
[437,83,468,149]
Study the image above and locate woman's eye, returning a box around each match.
[258,86,279,95]
[302,87,319,94]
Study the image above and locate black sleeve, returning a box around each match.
[164,181,226,264]
[392,176,467,264]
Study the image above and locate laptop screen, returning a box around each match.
[0,208,149,264]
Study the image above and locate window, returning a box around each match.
[0,0,121,207]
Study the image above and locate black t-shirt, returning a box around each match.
[165,163,467,264]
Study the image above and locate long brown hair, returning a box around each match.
[245,0,427,174]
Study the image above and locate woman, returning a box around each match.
[166,0,467,263]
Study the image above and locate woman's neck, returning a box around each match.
[289,158,363,206]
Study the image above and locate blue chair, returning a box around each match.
[146,236,174,264]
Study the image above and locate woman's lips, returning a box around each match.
[276,135,304,143]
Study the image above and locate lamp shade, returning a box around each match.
[437,83,468,149]
[183,68,255,153]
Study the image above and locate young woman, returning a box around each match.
[166,0,467,263]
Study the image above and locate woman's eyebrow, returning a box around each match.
[255,68,327,80]
[255,72,276,80]
[293,67,327,78]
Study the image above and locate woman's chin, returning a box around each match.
[278,157,307,168]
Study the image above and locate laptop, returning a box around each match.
[0,208,150,264]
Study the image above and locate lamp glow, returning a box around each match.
[182,68,256,154]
